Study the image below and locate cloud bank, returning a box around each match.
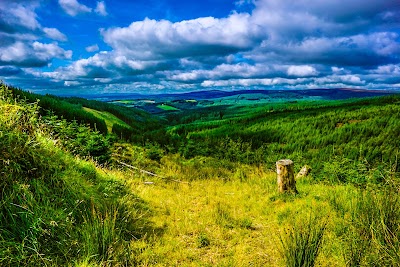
[1,0,399,94]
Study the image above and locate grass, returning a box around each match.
[0,84,155,266]
[119,162,344,266]
[83,107,132,133]
[1,82,399,266]
[156,104,180,111]
[111,152,398,266]
[113,100,136,105]
[279,213,327,267]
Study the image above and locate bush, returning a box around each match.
[43,115,111,164]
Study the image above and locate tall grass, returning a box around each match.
[344,183,400,266]
[279,213,328,267]
[80,206,121,264]
[328,168,400,266]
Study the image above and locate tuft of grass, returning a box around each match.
[197,232,211,248]
[80,206,120,263]
[279,213,328,267]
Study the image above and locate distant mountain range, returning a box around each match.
[78,88,399,102]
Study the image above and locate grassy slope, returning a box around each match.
[0,84,155,266]
[156,104,180,111]
[83,107,132,133]
[118,156,398,267]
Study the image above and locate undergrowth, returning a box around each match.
[0,83,158,266]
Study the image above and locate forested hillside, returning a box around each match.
[141,96,400,185]
[8,85,161,137]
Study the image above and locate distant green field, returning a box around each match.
[113,100,136,104]
[157,104,180,111]
[83,107,132,133]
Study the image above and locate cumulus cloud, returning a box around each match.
[0,1,70,70]
[0,1,41,33]
[85,44,99,52]
[8,3,41,30]
[58,0,92,16]
[28,51,163,84]
[0,41,72,67]
[95,1,107,16]
[58,0,108,17]
[43,27,67,41]
[101,13,264,60]
[371,64,400,75]
[287,65,318,77]
[250,32,400,68]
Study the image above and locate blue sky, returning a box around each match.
[0,0,399,95]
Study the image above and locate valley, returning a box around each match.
[1,83,399,267]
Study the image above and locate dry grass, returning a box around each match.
[120,162,348,267]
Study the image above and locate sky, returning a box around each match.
[0,0,399,95]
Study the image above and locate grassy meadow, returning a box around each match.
[0,82,399,266]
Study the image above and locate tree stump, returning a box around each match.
[296,165,312,179]
[276,159,298,193]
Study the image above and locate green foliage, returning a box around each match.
[149,95,400,185]
[344,187,399,266]
[0,83,157,266]
[59,95,161,132]
[43,115,112,164]
[112,123,137,141]
[279,213,328,267]
[6,83,163,138]
[2,81,400,265]
[322,157,370,185]
[8,85,108,134]
[144,143,165,162]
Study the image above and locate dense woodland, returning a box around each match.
[0,82,399,266]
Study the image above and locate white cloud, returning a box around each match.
[29,51,159,82]
[58,0,92,16]
[371,64,400,75]
[64,80,80,86]
[235,0,254,6]
[201,77,307,87]
[0,41,72,67]
[95,1,107,16]
[12,4,41,30]
[0,2,41,31]
[287,65,318,77]
[101,13,264,60]
[43,28,67,41]
[316,75,365,85]
[85,44,99,52]
[331,67,344,73]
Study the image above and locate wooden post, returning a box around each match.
[276,159,298,194]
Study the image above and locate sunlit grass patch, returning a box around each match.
[83,107,131,133]
[156,104,180,111]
